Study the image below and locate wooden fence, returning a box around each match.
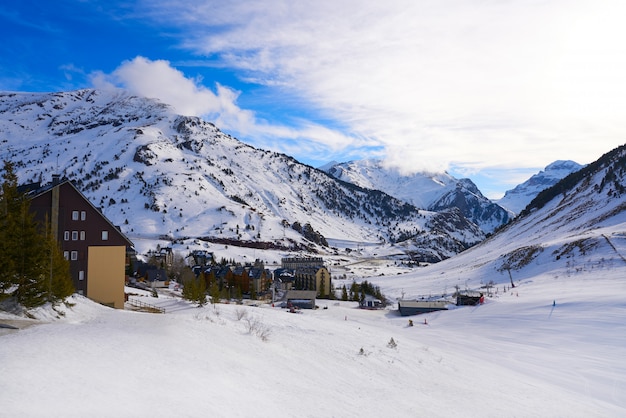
[126,298,165,314]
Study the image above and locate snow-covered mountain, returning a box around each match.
[322,159,511,234]
[372,142,626,304]
[496,160,583,214]
[3,145,626,418]
[0,89,484,261]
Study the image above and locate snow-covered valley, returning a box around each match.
[2,256,625,417]
[2,89,626,417]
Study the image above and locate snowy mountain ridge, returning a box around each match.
[0,89,484,260]
[322,159,512,233]
[496,160,583,214]
[382,143,626,299]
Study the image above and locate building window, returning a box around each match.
[101,230,109,241]
[80,231,85,240]
[80,211,86,221]
[63,251,69,260]
[72,231,78,241]
[64,231,69,241]
[72,210,79,220]
[71,251,78,261]
[79,271,85,281]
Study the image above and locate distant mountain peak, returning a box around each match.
[322,159,511,234]
[497,160,583,214]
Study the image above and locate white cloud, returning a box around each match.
[90,56,366,162]
[96,56,243,119]
[137,0,626,178]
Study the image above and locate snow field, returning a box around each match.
[2,267,625,418]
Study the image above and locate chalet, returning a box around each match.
[27,175,134,309]
[153,247,173,267]
[203,265,234,294]
[232,266,250,293]
[145,269,169,288]
[273,268,295,291]
[360,296,383,310]
[247,267,269,295]
[191,250,213,266]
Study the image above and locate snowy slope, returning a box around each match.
[1,146,625,417]
[372,144,626,300]
[1,279,624,417]
[323,159,456,208]
[496,160,583,214]
[323,159,511,234]
[0,89,484,259]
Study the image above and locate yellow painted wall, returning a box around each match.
[315,268,331,297]
[87,246,125,309]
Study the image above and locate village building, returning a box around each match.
[202,263,269,298]
[278,257,331,297]
[26,175,134,309]
[145,269,169,288]
[284,290,317,310]
[272,268,295,291]
[281,257,324,270]
[153,246,173,268]
[191,250,213,266]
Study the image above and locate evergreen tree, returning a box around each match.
[44,218,74,303]
[349,281,359,301]
[209,280,220,306]
[0,161,20,298]
[0,161,71,307]
[328,282,336,300]
[341,285,348,301]
[182,276,207,307]
[11,200,48,308]
[181,277,193,301]
[318,274,326,298]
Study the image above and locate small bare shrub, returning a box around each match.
[235,308,248,321]
[245,316,271,342]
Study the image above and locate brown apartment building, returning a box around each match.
[27,175,134,308]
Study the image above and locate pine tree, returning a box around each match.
[1,162,75,308]
[182,272,207,307]
[209,281,220,306]
[43,219,74,303]
[318,274,326,298]
[12,201,48,308]
[341,285,348,301]
[349,281,359,301]
[196,278,207,306]
[181,278,194,301]
[0,161,20,298]
[1,162,47,307]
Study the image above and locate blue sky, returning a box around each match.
[2,0,626,198]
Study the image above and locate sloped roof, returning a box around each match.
[26,178,134,248]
